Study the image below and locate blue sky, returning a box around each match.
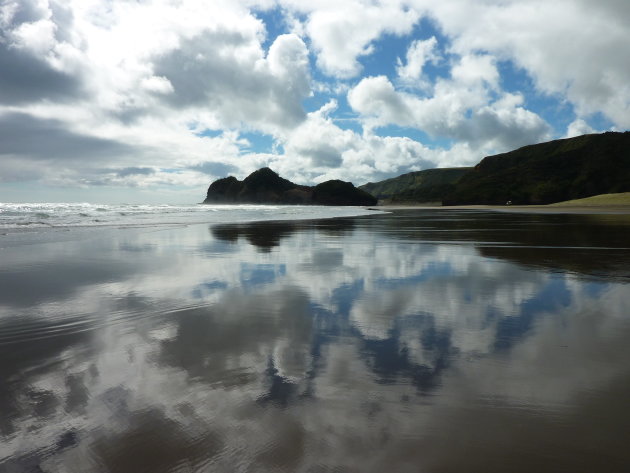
[0,0,628,203]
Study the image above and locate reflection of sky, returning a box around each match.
[1,212,630,471]
[240,263,287,288]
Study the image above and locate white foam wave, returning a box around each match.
[0,202,380,230]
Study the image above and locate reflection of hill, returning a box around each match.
[310,217,356,237]
[211,218,356,251]
[478,245,630,282]
[363,210,630,281]
[212,221,297,252]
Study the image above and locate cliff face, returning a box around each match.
[203,168,377,206]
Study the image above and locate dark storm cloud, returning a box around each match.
[190,161,237,176]
[153,30,251,107]
[116,167,155,177]
[152,31,309,129]
[305,144,343,167]
[48,1,77,44]
[6,0,44,24]
[0,112,132,161]
[0,42,83,106]
[0,0,84,105]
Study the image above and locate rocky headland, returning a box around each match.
[203,167,377,206]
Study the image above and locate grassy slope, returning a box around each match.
[359,168,472,202]
[550,192,630,206]
[444,131,630,205]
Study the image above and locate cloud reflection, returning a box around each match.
[1,211,630,471]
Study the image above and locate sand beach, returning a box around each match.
[1,207,630,471]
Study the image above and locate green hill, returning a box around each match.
[443,131,630,205]
[359,167,472,204]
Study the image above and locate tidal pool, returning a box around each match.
[1,209,629,472]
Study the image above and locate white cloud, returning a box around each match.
[284,0,420,78]
[0,0,628,201]
[278,101,445,184]
[348,55,550,155]
[140,76,174,95]
[410,0,630,128]
[0,0,317,199]
[347,76,415,129]
[396,36,440,86]
[11,18,57,54]
[282,101,356,169]
[565,118,595,138]
[450,54,499,89]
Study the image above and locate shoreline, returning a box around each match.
[3,199,630,471]
[377,204,630,215]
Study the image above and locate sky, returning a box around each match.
[0,0,629,204]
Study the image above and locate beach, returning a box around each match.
[1,207,630,472]
[381,203,630,214]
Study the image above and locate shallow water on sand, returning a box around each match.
[1,209,630,472]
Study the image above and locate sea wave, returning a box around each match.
[0,202,381,230]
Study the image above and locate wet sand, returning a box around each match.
[1,209,630,472]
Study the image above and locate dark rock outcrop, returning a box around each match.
[203,176,243,203]
[203,168,377,206]
[312,180,377,206]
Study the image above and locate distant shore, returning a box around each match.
[378,204,630,215]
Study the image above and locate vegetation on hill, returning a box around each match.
[549,192,630,207]
[443,132,630,205]
[203,168,377,206]
[360,168,472,203]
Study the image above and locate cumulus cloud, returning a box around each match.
[286,0,420,78]
[348,54,551,155]
[451,94,552,150]
[412,0,630,128]
[0,0,627,201]
[0,0,85,104]
[0,1,315,196]
[277,101,441,184]
[153,32,310,131]
[396,36,440,87]
[282,101,356,169]
[565,118,595,138]
[348,76,415,128]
